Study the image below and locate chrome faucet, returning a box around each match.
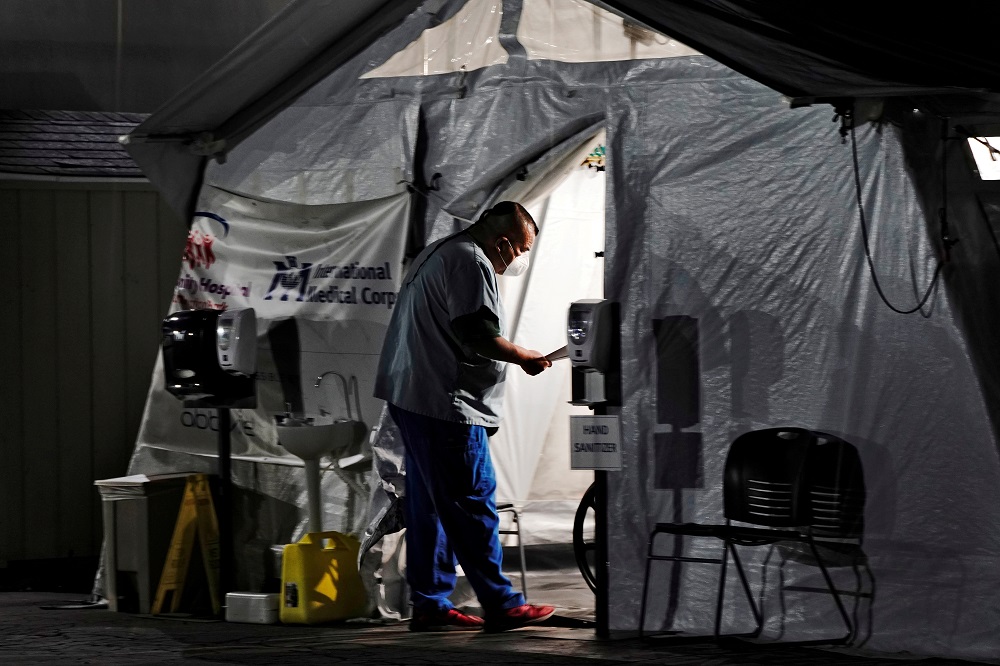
[314,371,363,422]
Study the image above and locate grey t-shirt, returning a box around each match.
[374,232,507,427]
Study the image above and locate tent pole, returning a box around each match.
[595,468,609,638]
[594,302,620,638]
[216,407,233,598]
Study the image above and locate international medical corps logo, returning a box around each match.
[265,256,313,302]
[183,212,230,269]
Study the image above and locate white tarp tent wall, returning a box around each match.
[121,0,1000,661]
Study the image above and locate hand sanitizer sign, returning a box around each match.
[570,415,622,470]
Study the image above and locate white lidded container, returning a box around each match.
[225,592,280,624]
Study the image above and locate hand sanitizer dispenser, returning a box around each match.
[161,308,256,408]
[568,300,620,407]
[217,308,256,376]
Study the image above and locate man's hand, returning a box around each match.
[519,351,551,376]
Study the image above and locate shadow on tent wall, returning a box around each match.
[266,317,304,414]
[653,315,702,491]
[652,315,703,631]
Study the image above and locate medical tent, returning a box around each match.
[118,0,1000,660]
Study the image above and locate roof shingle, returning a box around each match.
[0,109,148,178]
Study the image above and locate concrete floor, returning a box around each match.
[0,547,993,665]
[0,577,994,666]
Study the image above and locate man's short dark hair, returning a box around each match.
[484,201,538,237]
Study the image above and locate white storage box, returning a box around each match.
[225,592,279,624]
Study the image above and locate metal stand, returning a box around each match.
[303,458,324,533]
[595,468,609,639]
[216,407,233,596]
[181,398,248,601]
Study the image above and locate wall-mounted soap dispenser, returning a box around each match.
[161,308,256,409]
[216,308,256,377]
[568,299,620,407]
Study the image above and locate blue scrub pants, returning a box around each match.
[388,404,524,615]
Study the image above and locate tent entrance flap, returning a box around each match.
[490,129,607,549]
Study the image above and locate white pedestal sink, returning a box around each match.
[275,416,367,533]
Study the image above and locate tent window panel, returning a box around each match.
[518,0,700,63]
[361,0,507,79]
[967,137,1000,180]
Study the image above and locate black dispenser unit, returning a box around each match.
[160,308,258,600]
[161,309,255,409]
[568,299,621,407]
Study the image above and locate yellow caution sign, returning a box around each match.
[151,474,221,615]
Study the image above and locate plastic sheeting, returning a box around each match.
[360,0,702,80]
[122,0,1000,659]
[361,0,506,78]
[519,0,699,63]
[357,405,410,618]
[203,101,418,205]
[603,89,1000,659]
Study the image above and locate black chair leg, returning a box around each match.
[850,562,863,645]
[728,542,763,637]
[807,537,853,644]
[856,559,876,647]
[639,532,657,638]
[713,539,729,637]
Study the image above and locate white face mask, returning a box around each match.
[498,239,530,277]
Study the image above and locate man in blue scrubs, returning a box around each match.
[375,201,555,632]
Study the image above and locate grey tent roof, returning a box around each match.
[130,0,1000,150]
[0,109,147,178]
[127,0,425,147]
[125,0,1000,217]
[123,0,428,215]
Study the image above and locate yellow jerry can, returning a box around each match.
[280,531,368,624]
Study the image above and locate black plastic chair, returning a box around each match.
[765,431,872,644]
[639,427,862,644]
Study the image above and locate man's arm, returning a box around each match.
[452,307,551,376]
[465,337,551,376]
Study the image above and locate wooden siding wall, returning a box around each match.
[0,181,186,563]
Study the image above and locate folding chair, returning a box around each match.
[497,502,528,600]
[639,427,861,644]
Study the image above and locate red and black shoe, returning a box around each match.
[409,608,485,632]
[484,604,556,633]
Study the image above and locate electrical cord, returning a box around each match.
[973,195,1000,267]
[845,109,945,315]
